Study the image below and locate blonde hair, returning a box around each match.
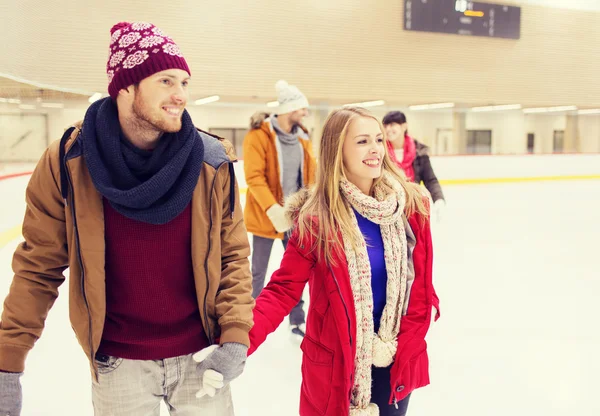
[297,107,429,265]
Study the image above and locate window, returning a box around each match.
[527,133,535,154]
[553,130,564,153]
[466,130,492,154]
[208,128,248,158]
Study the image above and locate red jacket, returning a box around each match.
[249,192,440,415]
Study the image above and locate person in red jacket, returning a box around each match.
[248,107,440,415]
[383,111,445,222]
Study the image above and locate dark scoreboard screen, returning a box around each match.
[404,0,521,40]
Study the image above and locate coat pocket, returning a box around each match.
[396,344,429,401]
[300,335,334,415]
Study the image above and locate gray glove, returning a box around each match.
[0,371,23,416]
[194,342,248,385]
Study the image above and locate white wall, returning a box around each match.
[410,112,454,148]
[466,111,527,154]
[579,115,600,153]
[47,108,87,143]
[0,104,88,148]
[525,114,567,153]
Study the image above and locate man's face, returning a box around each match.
[287,108,309,126]
[131,69,190,133]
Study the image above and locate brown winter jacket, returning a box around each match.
[242,112,317,239]
[0,122,254,380]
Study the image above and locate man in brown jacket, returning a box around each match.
[243,80,316,338]
[0,22,253,416]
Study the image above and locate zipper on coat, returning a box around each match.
[202,161,239,344]
[328,266,352,347]
[63,153,95,378]
[329,265,354,395]
[390,384,404,408]
[202,161,232,344]
[203,172,217,345]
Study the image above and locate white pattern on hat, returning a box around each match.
[131,22,152,30]
[139,36,165,48]
[163,43,183,57]
[122,50,149,69]
[119,32,141,48]
[275,80,309,115]
[152,27,166,37]
[110,30,121,45]
[109,50,126,68]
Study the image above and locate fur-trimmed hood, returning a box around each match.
[415,140,430,157]
[249,111,271,129]
[284,187,312,226]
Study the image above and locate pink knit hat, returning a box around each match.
[106,22,190,99]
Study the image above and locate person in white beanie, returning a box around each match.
[242,80,316,338]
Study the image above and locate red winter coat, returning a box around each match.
[249,190,440,415]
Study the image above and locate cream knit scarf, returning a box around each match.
[340,173,409,416]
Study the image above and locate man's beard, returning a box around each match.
[132,93,182,134]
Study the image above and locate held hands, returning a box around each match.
[193,343,248,398]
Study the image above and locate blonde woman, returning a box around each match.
[248,107,440,415]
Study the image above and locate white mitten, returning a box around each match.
[433,199,445,223]
[266,204,291,233]
[192,345,224,398]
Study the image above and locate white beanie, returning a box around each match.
[275,80,309,115]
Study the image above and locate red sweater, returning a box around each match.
[98,199,208,360]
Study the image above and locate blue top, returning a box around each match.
[354,209,388,331]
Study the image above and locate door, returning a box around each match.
[435,128,453,155]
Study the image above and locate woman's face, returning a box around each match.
[384,122,407,144]
[342,116,385,195]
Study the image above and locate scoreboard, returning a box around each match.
[404,0,521,40]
